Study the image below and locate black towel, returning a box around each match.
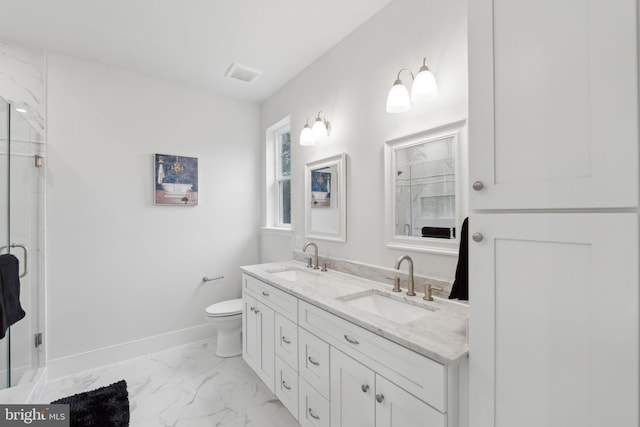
[449,217,468,300]
[0,254,25,339]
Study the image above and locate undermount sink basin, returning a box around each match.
[338,289,437,324]
[266,266,319,281]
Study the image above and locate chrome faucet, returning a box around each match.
[303,242,320,270]
[394,255,416,296]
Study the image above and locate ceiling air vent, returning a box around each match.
[225,62,262,83]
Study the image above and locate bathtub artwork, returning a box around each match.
[154,153,198,206]
[310,169,331,208]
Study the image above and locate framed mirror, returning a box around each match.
[384,120,467,255]
[305,153,347,242]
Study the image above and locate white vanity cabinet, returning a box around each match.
[330,348,443,427]
[469,0,638,210]
[242,293,275,392]
[242,274,298,396]
[242,273,462,427]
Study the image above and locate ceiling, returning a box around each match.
[0,0,393,102]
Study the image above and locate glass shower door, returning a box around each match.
[0,96,45,389]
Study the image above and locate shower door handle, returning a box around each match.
[0,243,29,278]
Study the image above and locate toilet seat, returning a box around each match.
[205,298,243,317]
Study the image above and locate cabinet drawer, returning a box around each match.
[298,328,330,399]
[275,314,298,370]
[243,273,297,322]
[299,377,330,427]
[275,356,299,421]
[299,300,446,411]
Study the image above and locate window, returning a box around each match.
[265,117,292,229]
[276,128,291,225]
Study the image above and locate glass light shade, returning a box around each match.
[386,80,411,113]
[300,125,315,146]
[411,67,438,103]
[312,118,328,141]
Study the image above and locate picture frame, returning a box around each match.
[154,153,198,206]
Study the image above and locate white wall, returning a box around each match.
[260,0,468,280]
[46,53,260,375]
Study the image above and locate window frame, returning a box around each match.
[274,126,291,227]
[264,116,292,231]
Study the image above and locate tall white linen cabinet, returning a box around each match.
[468,1,639,427]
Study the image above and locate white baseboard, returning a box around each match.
[47,324,216,380]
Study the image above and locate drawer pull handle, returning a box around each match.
[308,408,320,420]
[361,384,369,393]
[308,356,320,366]
[262,291,270,297]
[344,335,360,345]
[282,380,291,391]
[255,309,260,314]
[376,393,385,403]
[250,307,255,312]
[282,336,291,344]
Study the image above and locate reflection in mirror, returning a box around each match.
[305,153,347,242]
[385,120,467,255]
[395,137,456,239]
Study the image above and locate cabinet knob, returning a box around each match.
[250,307,255,312]
[472,181,485,191]
[472,232,484,242]
[376,393,385,403]
[361,384,370,393]
[254,308,260,314]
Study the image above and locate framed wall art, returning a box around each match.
[154,153,198,206]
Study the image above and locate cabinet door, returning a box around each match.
[298,328,330,399]
[299,377,330,427]
[275,355,299,420]
[469,0,638,210]
[255,301,275,393]
[330,348,375,427]
[469,213,639,427]
[242,294,258,370]
[375,375,445,427]
[275,313,298,370]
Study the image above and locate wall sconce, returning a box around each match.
[300,111,331,146]
[386,58,438,113]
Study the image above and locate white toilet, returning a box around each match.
[203,298,243,357]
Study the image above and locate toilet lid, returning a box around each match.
[205,298,243,317]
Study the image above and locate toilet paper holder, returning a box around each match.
[202,275,224,282]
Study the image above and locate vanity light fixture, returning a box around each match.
[386,57,438,113]
[300,111,331,146]
[300,121,315,146]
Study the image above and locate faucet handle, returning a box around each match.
[386,276,401,292]
[321,262,331,272]
[423,284,444,301]
[305,257,313,268]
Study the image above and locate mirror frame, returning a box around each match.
[384,119,467,255]
[304,153,347,242]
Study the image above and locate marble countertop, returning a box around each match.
[240,260,469,365]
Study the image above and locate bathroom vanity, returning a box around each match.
[240,261,468,427]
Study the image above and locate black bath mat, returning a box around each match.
[51,379,130,427]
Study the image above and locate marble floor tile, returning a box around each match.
[35,339,300,427]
